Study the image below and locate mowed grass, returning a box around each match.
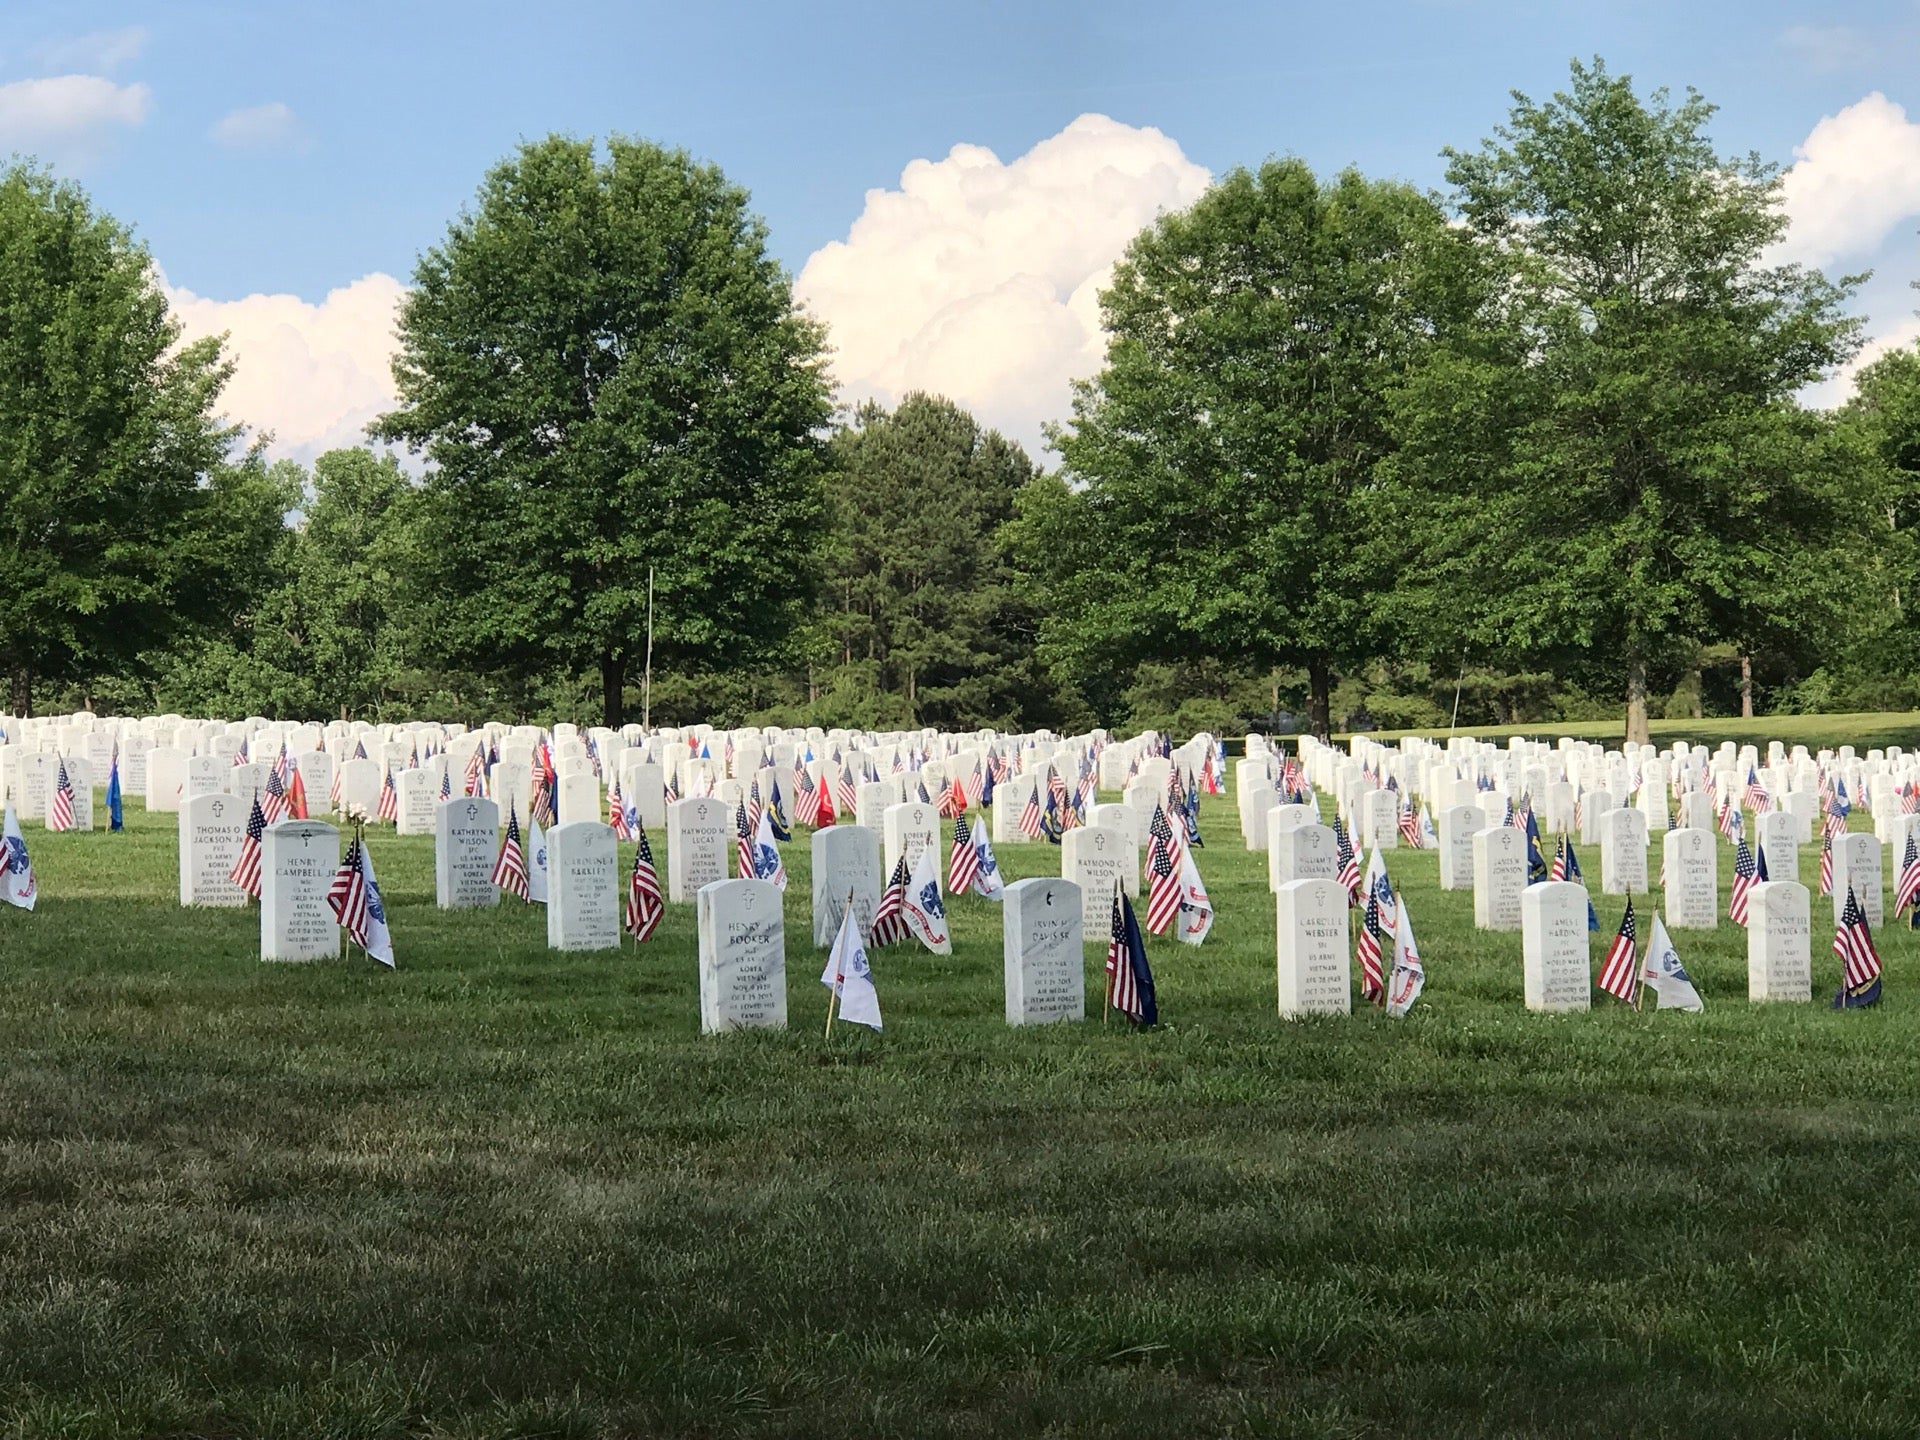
[5,729,1920,1436]
[1355,709,1920,755]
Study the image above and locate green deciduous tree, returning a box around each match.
[0,164,258,715]
[1393,59,1865,743]
[822,393,1059,729]
[1031,158,1463,737]
[377,135,833,727]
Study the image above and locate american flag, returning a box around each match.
[947,812,980,895]
[1333,817,1360,905]
[1596,900,1640,1005]
[1819,834,1834,896]
[230,796,266,898]
[1144,811,1181,936]
[261,763,288,824]
[625,827,663,941]
[1018,783,1043,838]
[1824,789,1852,841]
[1397,802,1421,848]
[1548,835,1571,882]
[1047,769,1070,820]
[327,834,370,947]
[1729,837,1758,925]
[464,749,485,796]
[793,766,821,827]
[835,766,859,819]
[1356,885,1388,1001]
[609,779,631,840]
[870,855,911,946]
[735,801,756,879]
[492,806,531,901]
[530,770,555,827]
[1896,832,1920,917]
[48,760,74,832]
[1833,885,1883,990]
[1717,792,1741,840]
[439,767,451,801]
[377,771,399,823]
[1745,768,1772,814]
[1903,783,1920,816]
[1104,887,1156,1024]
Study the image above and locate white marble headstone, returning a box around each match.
[1661,827,1718,929]
[698,878,787,1034]
[1522,881,1591,1012]
[260,820,340,962]
[1747,880,1811,1002]
[547,821,619,950]
[812,824,882,948]
[435,795,499,910]
[1003,877,1084,1026]
[178,791,246,907]
[1276,878,1350,1017]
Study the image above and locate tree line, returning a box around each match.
[6,59,1918,741]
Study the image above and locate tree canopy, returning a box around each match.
[1030,158,1464,734]
[1391,59,1864,742]
[819,394,1062,730]
[0,164,270,715]
[376,135,834,727]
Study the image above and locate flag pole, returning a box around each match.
[825,885,856,1042]
[642,565,655,732]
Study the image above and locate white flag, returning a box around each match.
[752,806,788,891]
[1175,842,1213,945]
[820,905,882,1030]
[901,844,952,954]
[1418,805,1438,850]
[358,841,395,969]
[1359,847,1387,905]
[1,805,35,911]
[526,815,549,905]
[1385,896,1424,1017]
[970,824,1005,900]
[1640,914,1703,1012]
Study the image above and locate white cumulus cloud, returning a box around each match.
[209,101,303,152]
[162,271,407,463]
[0,74,150,165]
[795,113,1211,459]
[1776,92,1920,269]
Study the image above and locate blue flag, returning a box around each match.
[106,750,124,832]
[1108,889,1159,1027]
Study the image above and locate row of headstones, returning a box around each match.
[1255,803,1892,931]
[1303,728,1914,835]
[1274,875,1829,1013]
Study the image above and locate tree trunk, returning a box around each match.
[1625,652,1650,746]
[1306,656,1332,741]
[600,649,626,730]
[1688,667,1703,720]
[1739,654,1753,719]
[9,665,29,719]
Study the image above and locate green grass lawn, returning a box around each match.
[1350,710,1920,755]
[5,725,1920,1437]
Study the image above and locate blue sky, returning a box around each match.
[3,0,1917,460]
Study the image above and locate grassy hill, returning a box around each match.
[2,715,1918,1437]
